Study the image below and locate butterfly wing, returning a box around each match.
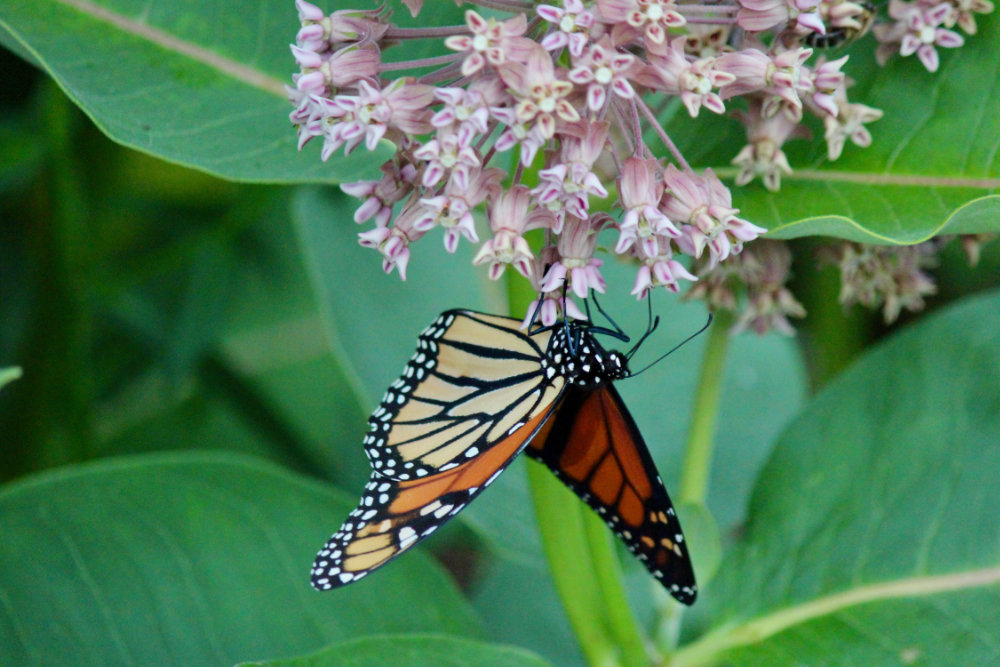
[312,385,562,589]
[526,383,698,604]
[364,310,559,481]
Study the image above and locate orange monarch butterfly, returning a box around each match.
[311,308,698,605]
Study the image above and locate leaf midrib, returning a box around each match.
[54,0,285,95]
[671,566,1000,666]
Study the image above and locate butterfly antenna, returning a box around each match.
[629,313,714,377]
[626,296,657,360]
[590,291,628,340]
[526,294,545,335]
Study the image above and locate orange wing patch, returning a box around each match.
[525,384,697,605]
[312,385,561,589]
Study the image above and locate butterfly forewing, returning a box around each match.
[312,382,562,589]
[364,310,560,481]
[526,384,697,605]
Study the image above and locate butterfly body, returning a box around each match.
[312,309,697,604]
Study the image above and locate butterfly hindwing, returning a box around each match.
[312,379,563,589]
[363,310,560,481]
[526,383,697,605]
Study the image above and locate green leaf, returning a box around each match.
[0,0,385,183]
[239,633,552,667]
[470,557,583,666]
[0,452,482,665]
[736,19,1000,242]
[673,289,1000,665]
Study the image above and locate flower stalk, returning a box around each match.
[679,308,734,507]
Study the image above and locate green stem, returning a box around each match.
[527,463,619,667]
[582,504,651,667]
[793,246,871,391]
[507,278,648,666]
[678,309,734,506]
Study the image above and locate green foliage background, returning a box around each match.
[1,2,999,666]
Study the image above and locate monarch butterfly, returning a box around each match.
[311,308,698,605]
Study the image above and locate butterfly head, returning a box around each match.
[546,323,630,387]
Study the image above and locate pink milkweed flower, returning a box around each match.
[719,46,814,120]
[806,55,848,118]
[538,0,596,57]
[663,165,767,268]
[631,253,697,298]
[945,0,994,35]
[413,129,482,190]
[567,38,638,113]
[523,293,588,327]
[897,1,965,72]
[319,79,433,159]
[738,0,825,33]
[824,0,874,33]
[290,44,379,99]
[540,216,608,298]
[430,87,491,145]
[615,157,680,256]
[521,249,589,327]
[444,10,534,76]
[823,90,883,160]
[498,45,581,140]
[358,205,428,281]
[491,106,549,167]
[341,158,419,227]
[732,243,806,335]
[598,0,687,45]
[532,121,611,231]
[474,186,554,280]
[414,167,503,253]
[731,97,808,191]
[295,2,388,54]
[638,37,735,117]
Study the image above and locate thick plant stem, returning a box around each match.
[508,278,648,666]
[678,310,734,507]
[527,463,621,667]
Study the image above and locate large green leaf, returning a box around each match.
[673,289,1000,664]
[0,0,380,183]
[737,18,1000,242]
[0,452,481,665]
[0,1,464,184]
[240,634,551,667]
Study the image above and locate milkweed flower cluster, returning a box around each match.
[286,0,992,330]
[818,241,939,323]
